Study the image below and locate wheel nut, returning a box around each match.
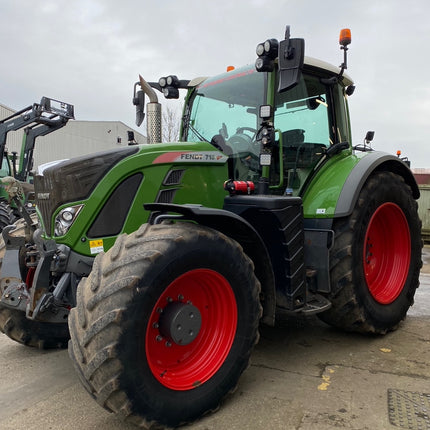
[156,335,163,342]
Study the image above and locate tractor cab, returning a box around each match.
[134,27,354,197]
[181,59,353,195]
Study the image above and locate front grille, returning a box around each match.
[37,196,53,235]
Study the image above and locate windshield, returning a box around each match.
[184,67,265,163]
[0,155,11,177]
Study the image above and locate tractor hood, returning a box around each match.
[35,146,139,234]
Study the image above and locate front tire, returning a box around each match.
[0,215,69,349]
[319,171,422,334]
[68,223,261,428]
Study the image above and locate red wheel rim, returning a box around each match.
[25,267,35,288]
[363,202,411,304]
[145,269,238,390]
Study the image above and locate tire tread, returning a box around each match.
[69,222,261,428]
[320,171,422,334]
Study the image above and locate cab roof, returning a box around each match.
[189,57,353,89]
[304,56,353,86]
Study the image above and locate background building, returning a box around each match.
[0,101,147,169]
[413,169,430,244]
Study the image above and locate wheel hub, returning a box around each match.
[159,302,202,345]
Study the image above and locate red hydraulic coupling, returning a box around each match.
[224,179,255,195]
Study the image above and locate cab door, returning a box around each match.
[269,69,351,195]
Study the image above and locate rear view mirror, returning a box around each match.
[278,38,304,93]
[278,27,304,93]
[133,88,145,127]
[365,131,375,143]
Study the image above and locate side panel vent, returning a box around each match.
[156,189,177,204]
[163,169,185,186]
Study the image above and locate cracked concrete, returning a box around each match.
[0,247,429,429]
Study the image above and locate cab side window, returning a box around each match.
[271,74,331,192]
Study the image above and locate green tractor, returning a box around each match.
[0,27,422,428]
[0,97,74,230]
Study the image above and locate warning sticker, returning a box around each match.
[89,239,104,255]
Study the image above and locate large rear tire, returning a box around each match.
[319,171,422,334]
[69,223,261,428]
[68,223,261,428]
[0,215,69,349]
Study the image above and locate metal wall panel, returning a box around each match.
[0,103,25,151]
[418,185,430,243]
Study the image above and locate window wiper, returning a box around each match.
[183,114,209,143]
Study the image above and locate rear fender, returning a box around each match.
[334,152,419,217]
[302,152,419,219]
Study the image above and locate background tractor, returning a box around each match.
[0,27,422,428]
[0,97,74,230]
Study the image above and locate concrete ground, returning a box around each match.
[0,247,429,430]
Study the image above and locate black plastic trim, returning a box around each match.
[87,173,143,238]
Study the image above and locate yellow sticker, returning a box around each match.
[89,239,104,255]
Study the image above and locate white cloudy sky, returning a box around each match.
[1,0,429,167]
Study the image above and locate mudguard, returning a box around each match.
[302,151,419,219]
[334,152,419,217]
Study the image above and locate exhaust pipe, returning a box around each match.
[133,75,162,143]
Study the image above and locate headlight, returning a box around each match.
[255,38,279,73]
[166,75,178,86]
[54,204,83,237]
[256,43,265,56]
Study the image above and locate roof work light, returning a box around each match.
[158,75,180,99]
[255,38,279,72]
